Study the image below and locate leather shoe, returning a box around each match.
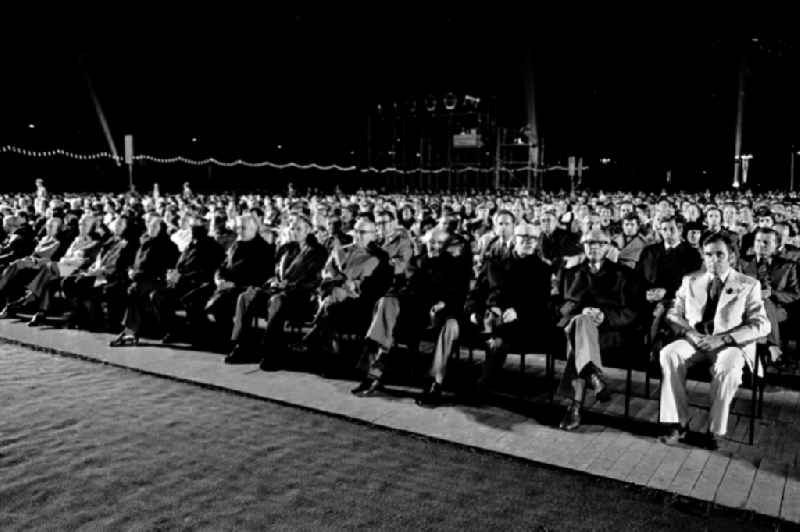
[416,382,443,407]
[224,345,258,364]
[589,373,612,402]
[351,379,382,397]
[28,312,46,327]
[0,304,15,319]
[559,402,582,431]
[109,333,139,347]
[699,432,719,451]
[658,423,689,445]
[259,357,282,372]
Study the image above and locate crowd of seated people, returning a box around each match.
[2,183,799,449]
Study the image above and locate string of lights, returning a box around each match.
[0,145,585,174]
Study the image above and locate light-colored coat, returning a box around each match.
[667,269,771,369]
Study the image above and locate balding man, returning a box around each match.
[300,219,392,368]
[466,222,554,395]
[225,215,327,367]
[204,214,275,346]
[556,228,641,430]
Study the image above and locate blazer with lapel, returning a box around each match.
[667,269,771,369]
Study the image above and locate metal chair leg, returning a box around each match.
[518,353,526,397]
[625,365,632,418]
[749,352,761,445]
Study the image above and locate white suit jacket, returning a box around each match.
[667,269,771,369]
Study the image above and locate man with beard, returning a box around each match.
[225,215,327,368]
[556,228,641,431]
[466,223,554,396]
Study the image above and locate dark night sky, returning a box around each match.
[1,10,799,190]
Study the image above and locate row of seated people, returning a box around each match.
[0,204,788,451]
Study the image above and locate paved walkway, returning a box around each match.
[2,320,800,523]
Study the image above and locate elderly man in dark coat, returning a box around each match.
[557,228,642,430]
[110,215,179,346]
[225,215,327,368]
[155,216,225,343]
[352,227,472,400]
[466,222,554,395]
[203,214,275,344]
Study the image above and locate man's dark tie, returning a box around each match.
[757,258,770,285]
[701,276,723,327]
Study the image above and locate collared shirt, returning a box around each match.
[703,268,731,287]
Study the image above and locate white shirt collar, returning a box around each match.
[706,268,732,284]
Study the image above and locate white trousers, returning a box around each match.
[659,339,744,436]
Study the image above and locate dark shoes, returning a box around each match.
[559,402,582,431]
[589,373,612,402]
[416,382,443,407]
[351,378,383,397]
[109,333,139,347]
[698,432,719,451]
[0,304,15,319]
[27,312,46,327]
[658,423,689,445]
[224,345,259,365]
[259,356,282,372]
[160,332,178,344]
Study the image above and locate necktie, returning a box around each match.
[757,258,770,285]
[702,276,723,325]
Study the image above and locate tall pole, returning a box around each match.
[732,55,746,188]
[791,148,796,191]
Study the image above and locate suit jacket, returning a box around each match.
[558,259,641,331]
[404,252,472,319]
[175,235,224,288]
[739,255,800,310]
[540,228,581,265]
[91,236,132,281]
[636,241,702,300]
[380,228,414,276]
[612,234,649,270]
[667,269,771,368]
[218,234,274,287]
[467,253,552,325]
[276,237,328,294]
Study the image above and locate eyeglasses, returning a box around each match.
[356,229,375,235]
[514,235,539,241]
[583,240,609,246]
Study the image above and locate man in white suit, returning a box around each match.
[659,232,770,450]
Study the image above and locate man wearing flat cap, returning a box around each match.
[467,222,554,394]
[556,228,641,430]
